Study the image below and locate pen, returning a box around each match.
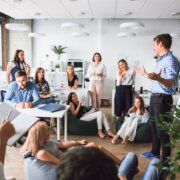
[6,109,12,120]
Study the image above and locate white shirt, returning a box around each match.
[0,162,6,180]
[116,69,135,86]
[87,63,106,81]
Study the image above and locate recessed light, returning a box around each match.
[28,32,46,38]
[120,22,144,29]
[34,12,41,16]
[122,12,132,16]
[6,23,29,31]
[69,0,78,1]
[13,0,23,3]
[61,23,84,30]
[72,32,90,37]
[171,12,180,16]
[117,32,136,37]
[79,12,86,16]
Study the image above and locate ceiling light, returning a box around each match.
[13,0,23,3]
[122,12,132,16]
[34,12,41,16]
[69,0,79,1]
[170,33,180,39]
[72,32,90,37]
[117,32,136,37]
[61,23,84,30]
[28,32,46,38]
[171,12,180,16]
[5,23,29,31]
[79,12,86,16]
[120,22,144,29]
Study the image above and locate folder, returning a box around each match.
[38,103,66,112]
[0,103,39,146]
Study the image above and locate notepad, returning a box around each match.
[38,103,66,112]
[0,103,39,146]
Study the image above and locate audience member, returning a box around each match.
[68,92,114,139]
[4,70,40,108]
[66,64,78,90]
[35,67,55,104]
[137,33,180,164]
[114,59,135,117]
[0,120,16,180]
[112,96,149,144]
[6,49,31,84]
[86,52,106,108]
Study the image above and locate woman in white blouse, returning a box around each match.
[114,59,135,117]
[87,52,106,108]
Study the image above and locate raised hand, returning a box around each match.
[148,69,162,81]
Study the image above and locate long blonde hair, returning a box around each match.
[21,121,48,156]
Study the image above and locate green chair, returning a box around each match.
[115,117,152,143]
[67,110,98,136]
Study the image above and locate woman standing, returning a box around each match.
[66,64,78,90]
[87,52,106,108]
[114,59,135,117]
[35,67,55,104]
[6,49,31,84]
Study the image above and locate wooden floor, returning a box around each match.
[4,107,154,180]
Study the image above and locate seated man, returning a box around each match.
[4,70,40,108]
[0,120,16,180]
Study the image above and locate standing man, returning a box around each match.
[137,34,180,163]
[4,70,40,108]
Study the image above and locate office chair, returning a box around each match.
[0,90,6,102]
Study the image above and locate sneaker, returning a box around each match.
[140,152,160,159]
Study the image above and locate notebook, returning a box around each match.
[0,103,39,146]
[82,108,99,117]
[38,103,66,112]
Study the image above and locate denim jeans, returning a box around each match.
[143,158,160,180]
[118,152,138,180]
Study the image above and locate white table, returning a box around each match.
[18,105,70,141]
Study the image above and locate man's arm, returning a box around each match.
[31,85,40,107]
[4,84,16,107]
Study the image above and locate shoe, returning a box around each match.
[98,132,106,139]
[140,152,160,159]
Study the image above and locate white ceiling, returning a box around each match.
[0,0,180,19]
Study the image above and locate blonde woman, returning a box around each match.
[21,121,120,165]
[87,52,106,108]
[66,64,78,90]
[114,59,135,117]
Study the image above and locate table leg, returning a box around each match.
[57,118,61,141]
[64,111,68,141]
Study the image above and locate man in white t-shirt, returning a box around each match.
[0,120,15,180]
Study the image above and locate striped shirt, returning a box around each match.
[151,51,180,94]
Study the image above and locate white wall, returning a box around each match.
[32,19,180,102]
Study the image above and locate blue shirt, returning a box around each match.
[4,81,40,107]
[151,51,180,95]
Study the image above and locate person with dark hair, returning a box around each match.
[114,59,136,117]
[112,97,149,144]
[86,52,106,108]
[137,33,180,163]
[0,120,16,180]
[56,146,138,180]
[66,64,78,90]
[35,67,55,104]
[67,92,114,138]
[4,70,40,108]
[6,49,31,84]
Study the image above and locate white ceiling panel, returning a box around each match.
[89,0,117,18]
[137,0,175,19]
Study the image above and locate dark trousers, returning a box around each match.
[149,94,172,163]
[114,85,133,117]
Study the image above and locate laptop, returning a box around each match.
[38,103,66,112]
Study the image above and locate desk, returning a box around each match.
[18,105,70,141]
[112,89,180,117]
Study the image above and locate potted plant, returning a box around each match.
[51,45,67,60]
[55,64,60,72]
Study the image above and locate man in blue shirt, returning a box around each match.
[5,70,40,108]
[137,34,180,164]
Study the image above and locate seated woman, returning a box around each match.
[66,64,78,90]
[21,121,120,166]
[112,96,149,144]
[68,92,114,138]
[35,67,55,104]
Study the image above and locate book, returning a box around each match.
[0,102,39,146]
[82,108,99,117]
[38,103,66,112]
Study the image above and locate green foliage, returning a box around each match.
[156,106,180,179]
[51,45,67,55]
[55,64,60,68]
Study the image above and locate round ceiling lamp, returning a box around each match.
[117,32,136,37]
[28,32,46,38]
[170,33,180,39]
[5,23,29,31]
[61,23,84,30]
[120,22,144,29]
[72,32,90,37]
